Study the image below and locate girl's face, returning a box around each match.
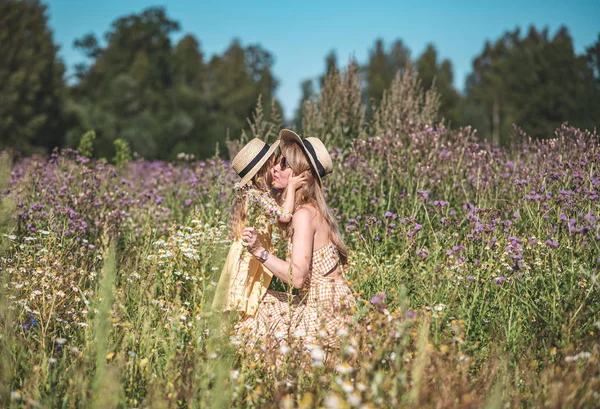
[272,154,293,189]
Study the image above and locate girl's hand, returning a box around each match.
[288,171,310,191]
[241,227,263,256]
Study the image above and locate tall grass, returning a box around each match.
[0,62,599,408]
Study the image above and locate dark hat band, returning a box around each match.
[301,139,326,178]
[238,144,270,178]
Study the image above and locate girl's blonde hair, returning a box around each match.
[280,142,348,265]
[229,155,275,239]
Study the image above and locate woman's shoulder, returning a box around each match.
[291,205,319,232]
[295,204,319,218]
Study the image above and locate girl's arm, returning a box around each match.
[242,206,315,289]
[277,172,309,223]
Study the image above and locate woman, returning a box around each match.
[239,129,356,350]
[212,138,306,317]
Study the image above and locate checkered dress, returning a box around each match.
[237,242,356,349]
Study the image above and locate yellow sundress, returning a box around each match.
[212,187,290,316]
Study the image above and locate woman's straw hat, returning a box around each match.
[279,129,333,186]
[232,138,280,186]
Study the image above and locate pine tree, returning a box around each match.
[294,79,315,130]
[365,39,411,113]
[319,50,338,87]
[366,39,392,104]
[416,44,461,125]
[465,26,598,144]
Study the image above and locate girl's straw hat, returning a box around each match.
[279,129,332,186]
[232,138,280,186]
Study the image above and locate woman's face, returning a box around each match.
[272,153,293,189]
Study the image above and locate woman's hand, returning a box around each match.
[241,227,263,257]
[287,171,310,191]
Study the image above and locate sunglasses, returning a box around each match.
[277,155,290,170]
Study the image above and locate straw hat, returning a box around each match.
[232,138,280,186]
[279,129,333,186]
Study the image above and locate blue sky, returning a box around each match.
[46,0,599,119]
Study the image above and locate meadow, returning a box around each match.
[1,68,599,408]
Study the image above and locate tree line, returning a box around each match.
[1,0,599,159]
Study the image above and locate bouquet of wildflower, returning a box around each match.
[234,181,291,228]
[246,188,291,225]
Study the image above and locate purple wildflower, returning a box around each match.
[416,249,428,259]
[370,292,387,307]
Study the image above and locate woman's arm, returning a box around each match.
[242,206,315,288]
[277,172,309,223]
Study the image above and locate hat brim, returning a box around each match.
[279,129,323,186]
[238,139,280,187]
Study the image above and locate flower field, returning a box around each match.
[1,121,599,408]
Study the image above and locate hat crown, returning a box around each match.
[279,129,333,184]
[231,138,280,186]
[231,138,268,174]
[303,137,333,177]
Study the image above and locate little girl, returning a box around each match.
[212,138,307,316]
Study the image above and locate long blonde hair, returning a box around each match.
[280,142,348,265]
[229,155,275,239]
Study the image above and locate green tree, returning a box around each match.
[465,26,598,144]
[0,0,66,154]
[319,50,338,87]
[416,44,461,125]
[587,34,600,84]
[366,39,392,104]
[388,40,411,77]
[173,34,205,88]
[294,79,316,130]
[169,35,208,156]
[68,7,181,159]
[584,34,600,123]
[365,39,411,105]
[204,40,279,157]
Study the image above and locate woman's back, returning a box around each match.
[295,204,343,280]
